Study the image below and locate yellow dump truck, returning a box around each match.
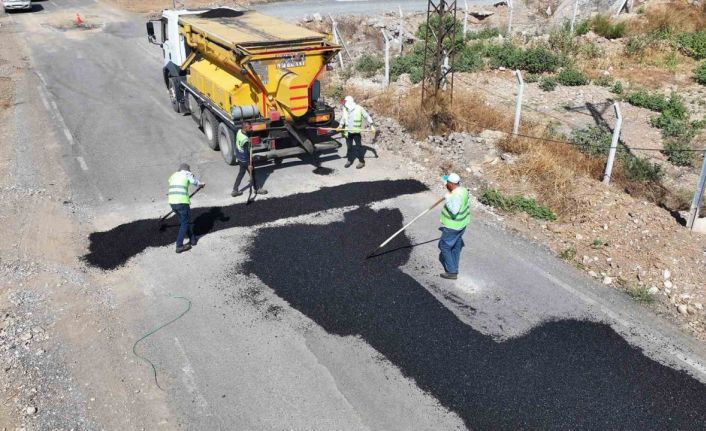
[146,8,342,165]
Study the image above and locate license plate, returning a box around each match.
[278,53,305,69]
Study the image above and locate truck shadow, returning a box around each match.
[243,206,706,430]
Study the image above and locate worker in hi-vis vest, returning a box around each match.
[168,163,204,253]
[438,173,470,280]
[340,96,375,169]
[232,122,268,197]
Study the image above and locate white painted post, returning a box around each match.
[382,30,390,88]
[513,70,524,135]
[463,0,469,37]
[398,5,404,54]
[570,0,579,34]
[507,0,513,36]
[687,151,706,229]
[603,102,623,185]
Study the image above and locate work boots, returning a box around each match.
[176,244,192,254]
[255,189,268,195]
[344,161,353,168]
[356,161,365,169]
[231,190,243,197]
[440,272,458,280]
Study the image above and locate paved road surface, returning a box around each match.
[6,0,706,429]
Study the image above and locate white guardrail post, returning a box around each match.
[382,30,390,88]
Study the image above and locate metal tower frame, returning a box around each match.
[420,0,459,104]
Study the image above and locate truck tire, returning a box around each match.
[168,78,182,114]
[202,109,219,151]
[187,93,201,125]
[218,122,236,165]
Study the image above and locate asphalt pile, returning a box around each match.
[244,206,706,430]
[82,180,427,270]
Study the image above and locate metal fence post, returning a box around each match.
[398,5,404,53]
[513,70,524,135]
[570,0,579,34]
[687,151,706,229]
[507,0,513,36]
[463,0,469,37]
[603,102,623,185]
[382,30,390,87]
[331,20,344,68]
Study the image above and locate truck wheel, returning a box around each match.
[218,123,236,165]
[202,109,219,151]
[168,79,182,113]
[187,93,201,125]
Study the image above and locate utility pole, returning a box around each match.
[687,151,706,230]
[421,0,459,103]
[603,102,623,185]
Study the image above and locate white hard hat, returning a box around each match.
[343,95,354,104]
[442,173,461,184]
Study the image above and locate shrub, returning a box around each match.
[575,19,590,36]
[356,54,384,77]
[591,14,626,39]
[625,90,666,111]
[578,41,603,59]
[480,189,557,221]
[524,73,540,83]
[677,31,706,60]
[455,43,486,72]
[611,80,624,95]
[622,155,663,182]
[569,125,612,155]
[593,75,614,87]
[522,47,561,73]
[417,15,465,50]
[466,27,500,40]
[557,68,588,86]
[324,83,344,101]
[650,114,693,139]
[390,44,425,82]
[540,76,557,92]
[627,286,655,304]
[663,140,695,166]
[549,25,578,55]
[695,62,706,85]
[559,246,577,261]
[487,42,525,70]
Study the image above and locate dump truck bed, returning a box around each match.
[178,9,327,51]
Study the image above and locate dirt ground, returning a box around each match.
[0,12,171,429]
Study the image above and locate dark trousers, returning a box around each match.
[232,161,259,192]
[171,203,194,248]
[345,133,363,162]
[438,227,466,274]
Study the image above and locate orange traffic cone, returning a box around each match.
[74,13,84,26]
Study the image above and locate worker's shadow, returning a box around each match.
[192,207,229,236]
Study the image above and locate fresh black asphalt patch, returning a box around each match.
[83,180,427,270]
[244,206,706,430]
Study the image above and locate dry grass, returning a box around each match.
[354,86,513,139]
[495,131,606,217]
[627,1,706,35]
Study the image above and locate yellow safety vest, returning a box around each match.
[441,187,470,230]
[168,171,191,205]
[343,106,364,137]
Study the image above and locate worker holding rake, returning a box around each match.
[438,173,470,280]
[167,163,204,254]
[340,96,375,169]
[232,122,268,198]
